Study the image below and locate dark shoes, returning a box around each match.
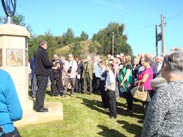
[35,107,49,112]
[31,95,36,99]
[109,114,117,119]
[51,93,59,96]
[126,109,133,115]
[82,91,92,95]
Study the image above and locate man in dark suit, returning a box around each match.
[75,56,83,93]
[34,40,54,112]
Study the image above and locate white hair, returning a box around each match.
[163,50,183,76]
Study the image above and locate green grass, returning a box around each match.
[19,91,144,137]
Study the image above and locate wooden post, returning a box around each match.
[112,32,114,56]
[155,25,158,56]
[161,14,165,54]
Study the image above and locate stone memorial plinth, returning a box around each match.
[0,24,63,127]
[0,24,31,110]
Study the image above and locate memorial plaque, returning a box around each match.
[6,49,23,66]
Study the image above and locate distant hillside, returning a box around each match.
[55,40,101,57]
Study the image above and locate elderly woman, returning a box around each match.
[135,57,154,99]
[142,50,183,137]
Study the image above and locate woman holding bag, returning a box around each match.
[134,57,153,116]
[135,57,154,100]
[119,55,134,113]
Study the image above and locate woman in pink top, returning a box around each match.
[135,57,154,100]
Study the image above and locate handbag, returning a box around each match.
[131,84,147,101]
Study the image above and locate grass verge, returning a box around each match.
[19,91,144,137]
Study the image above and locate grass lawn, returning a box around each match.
[19,91,144,137]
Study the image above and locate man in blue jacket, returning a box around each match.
[30,50,37,98]
[34,40,54,112]
[0,69,22,136]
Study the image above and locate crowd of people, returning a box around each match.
[27,40,183,136]
[30,41,164,117]
[1,38,183,136]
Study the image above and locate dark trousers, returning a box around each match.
[35,75,48,110]
[124,91,133,111]
[51,76,61,96]
[92,73,100,93]
[75,78,82,93]
[3,127,21,137]
[100,80,109,108]
[107,89,117,117]
[149,90,155,99]
[144,90,155,115]
[95,77,101,93]
[83,73,92,93]
[92,73,96,91]
[31,74,37,98]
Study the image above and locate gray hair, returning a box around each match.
[163,50,183,76]
[39,40,47,47]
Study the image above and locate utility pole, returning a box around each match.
[161,14,165,54]
[155,14,165,56]
[155,25,158,56]
[112,32,114,56]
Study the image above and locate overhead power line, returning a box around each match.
[126,24,155,33]
[166,13,183,21]
[125,12,183,34]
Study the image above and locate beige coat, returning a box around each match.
[82,61,93,79]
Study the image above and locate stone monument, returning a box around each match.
[0,0,31,109]
[0,0,63,127]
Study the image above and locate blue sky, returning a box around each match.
[0,0,182,56]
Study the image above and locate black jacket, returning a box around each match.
[35,46,53,76]
[77,62,83,75]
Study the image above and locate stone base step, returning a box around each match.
[14,101,63,127]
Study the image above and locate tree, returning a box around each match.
[13,14,26,26]
[29,30,61,59]
[0,13,33,36]
[70,42,82,57]
[13,14,33,36]
[92,22,133,56]
[80,31,88,40]
[62,28,75,45]
[88,41,101,54]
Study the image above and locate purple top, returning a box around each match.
[138,67,153,90]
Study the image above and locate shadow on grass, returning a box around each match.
[76,96,109,116]
[28,89,33,97]
[133,103,145,114]
[117,99,144,120]
[117,106,144,120]
[117,120,142,137]
[76,96,145,120]
[97,125,126,137]
[46,89,54,96]
[117,99,144,114]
